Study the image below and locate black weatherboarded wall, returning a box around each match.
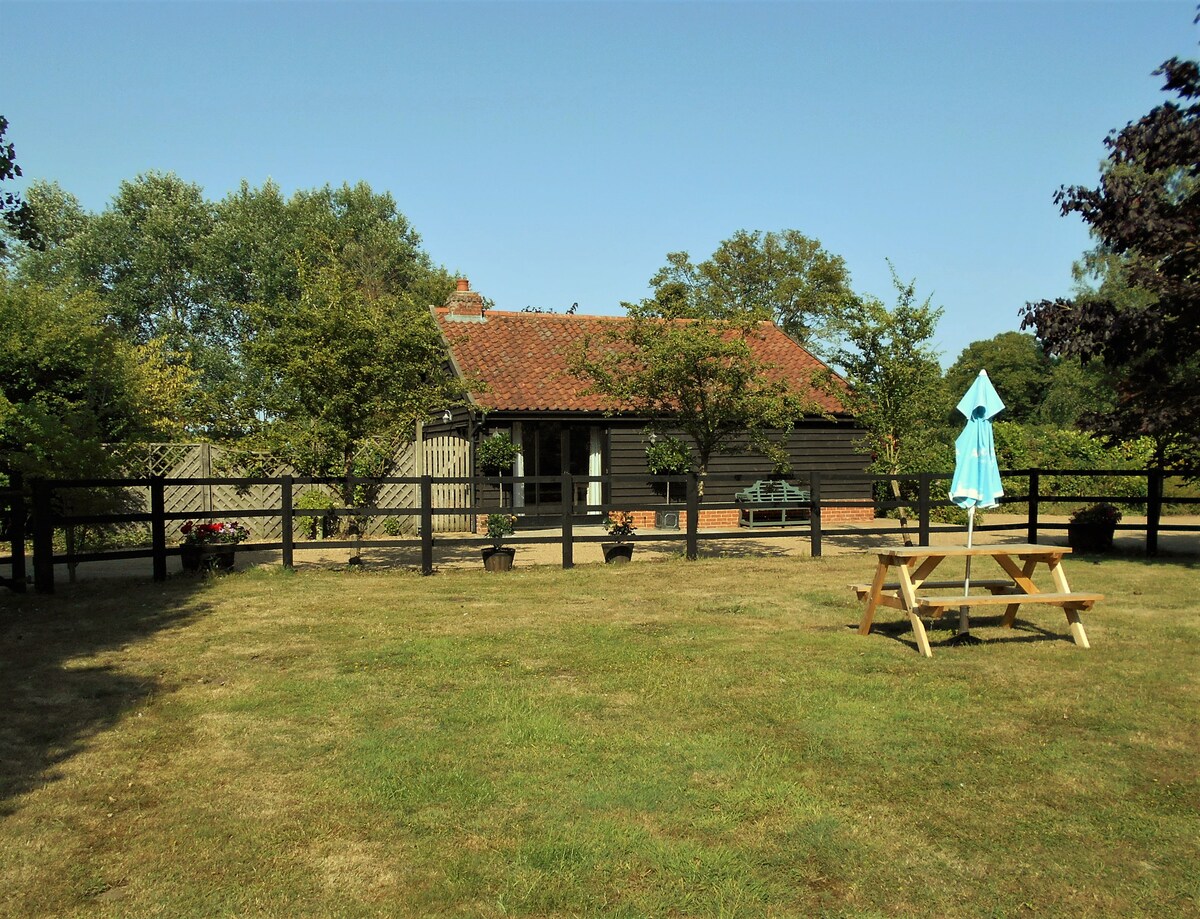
[608,419,872,503]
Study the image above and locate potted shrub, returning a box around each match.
[478,431,521,474]
[482,513,517,571]
[478,431,522,508]
[1067,502,1122,552]
[601,511,637,564]
[179,520,250,572]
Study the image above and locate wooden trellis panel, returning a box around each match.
[371,444,417,536]
[106,435,474,539]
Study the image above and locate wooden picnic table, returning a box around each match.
[853,544,1103,658]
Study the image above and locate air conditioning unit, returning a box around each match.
[656,510,680,530]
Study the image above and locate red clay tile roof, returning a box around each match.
[433,308,850,415]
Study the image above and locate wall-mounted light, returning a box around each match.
[442,409,453,424]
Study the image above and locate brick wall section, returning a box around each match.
[630,511,657,529]
[478,504,875,533]
[636,506,874,529]
[821,504,876,523]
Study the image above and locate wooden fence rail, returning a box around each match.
[7,468,1198,593]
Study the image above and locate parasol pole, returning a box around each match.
[959,505,975,635]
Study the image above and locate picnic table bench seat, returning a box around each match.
[734,479,810,528]
[850,579,1015,600]
[915,592,1104,616]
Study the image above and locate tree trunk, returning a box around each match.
[889,475,914,547]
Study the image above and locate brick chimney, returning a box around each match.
[443,277,486,321]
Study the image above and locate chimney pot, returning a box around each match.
[443,278,485,320]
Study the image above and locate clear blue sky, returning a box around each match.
[4,1,1197,365]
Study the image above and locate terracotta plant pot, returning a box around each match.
[601,543,634,565]
[1067,522,1116,553]
[481,546,515,572]
[180,544,236,573]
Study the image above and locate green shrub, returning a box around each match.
[295,489,340,540]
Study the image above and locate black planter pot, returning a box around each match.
[1067,522,1116,552]
[180,544,236,572]
[481,546,516,572]
[601,542,634,565]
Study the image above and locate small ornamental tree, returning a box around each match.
[572,304,815,498]
[477,431,521,473]
[824,267,947,544]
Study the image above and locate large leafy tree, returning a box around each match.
[77,172,218,348]
[572,298,816,497]
[204,180,458,439]
[0,278,193,480]
[5,180,89,285]
[944,330,1111,426]
[242,261,461,498]
[7,175,459,445]
[945,332,1054,423]
[645,229,858,356]
[1022,54,1200,466]
[15,173,234,436]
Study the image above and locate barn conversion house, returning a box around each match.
[429,280,874,527]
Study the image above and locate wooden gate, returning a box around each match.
[421,435,472,532]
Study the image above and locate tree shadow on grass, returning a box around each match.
[0,578,212,815]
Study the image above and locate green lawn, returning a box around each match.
[2,554,1197,918]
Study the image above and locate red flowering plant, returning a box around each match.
[180,520,250,547]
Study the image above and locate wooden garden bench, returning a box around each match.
[734,480,810,528]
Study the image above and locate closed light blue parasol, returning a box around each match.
[948,369,1005,638]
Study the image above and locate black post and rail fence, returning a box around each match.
[3,468,1196,593]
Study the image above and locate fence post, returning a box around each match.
[1027,470,1040,544]
[5,474,26,592]
[561,473,574,569]
[150,475,167,582]
[280,475,294,570]
[685,474,699,560]
[420,476,434,575]
[1146,467,1164,557]
[809,471,822,558]
[32,479,54,593]
[917,473,931,547]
